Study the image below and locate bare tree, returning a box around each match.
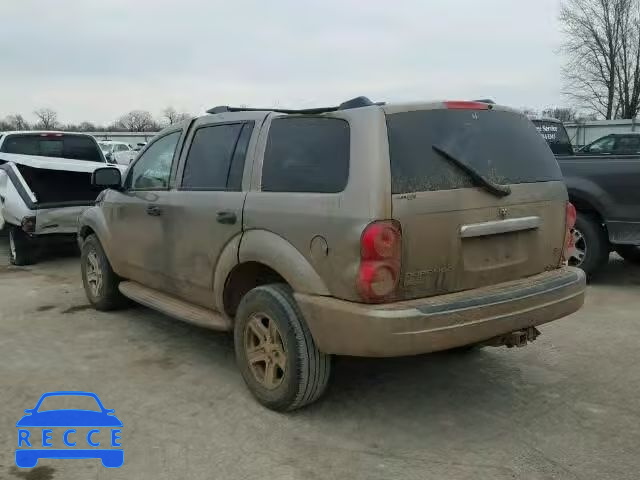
[4,114,30,130]
[161,106,191,126]
[577,112,600,121]
[615,1,640,118]
[520,107,539,116]
[33,108,59,129]
[560,0,633,119]
[541,107,579,122]
[559,0,640,119]
[77,121,97,132]
[116,110,157,132]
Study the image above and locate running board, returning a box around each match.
[118,281,231,331]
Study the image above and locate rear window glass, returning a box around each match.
[532,120,573,155]
[0,134,103,162]
[262,117,350,193]
[387,110,563,194]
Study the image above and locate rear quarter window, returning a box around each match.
[262,117,350,193]
[387,109,562,194]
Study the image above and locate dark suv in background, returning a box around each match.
[532,118,640,275]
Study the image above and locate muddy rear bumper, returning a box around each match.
[295,267,586,357]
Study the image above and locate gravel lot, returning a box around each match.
[1,237,639,480]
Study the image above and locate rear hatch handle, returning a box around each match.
[460,216,542,238]
[432,144,511,197]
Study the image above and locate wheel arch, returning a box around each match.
[77,207,118,270]
[217,229,330,319]
[78,224,96,239]
[565,177,611,223]
[567,189,605,224]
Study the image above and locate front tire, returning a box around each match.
[8,226,36,266]
[569,213,610,277]
[81,234,127,311]
[234,284,331,411]
[615,245,640,264]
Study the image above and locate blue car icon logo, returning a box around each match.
[16,391,123,468]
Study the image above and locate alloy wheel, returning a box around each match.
[569,227,587,266]
[85,249,103,297]
[244,313,287,389]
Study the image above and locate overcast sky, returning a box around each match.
[0,0,565,125]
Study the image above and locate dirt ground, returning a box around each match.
[1,237,639,480]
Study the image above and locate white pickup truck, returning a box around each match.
[0,131,127,265]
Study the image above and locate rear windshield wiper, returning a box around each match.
[432,144,511,197]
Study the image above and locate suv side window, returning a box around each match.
[262,117,350,193]
[586,136,615,153]
[181,123,251,190]
[127,131,181,190]
[614,136,640,154]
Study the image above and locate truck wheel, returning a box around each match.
[234,284,331,411]
[569,213,609,276]
[8,226,36,266]
[81,234,127,310]
[615,245,640,264]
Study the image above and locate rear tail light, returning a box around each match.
[444,101,490,110]
[358,221,401,302]
[562,202,577,263]
[21,216,36,233]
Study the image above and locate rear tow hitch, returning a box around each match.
[484,327,541,348]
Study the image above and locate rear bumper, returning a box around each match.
[296,267,586,357]
[35,205,90,235]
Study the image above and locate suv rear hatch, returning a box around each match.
[385,103,568,300]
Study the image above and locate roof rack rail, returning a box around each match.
[206,96,379,115]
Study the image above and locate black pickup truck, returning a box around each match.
[532,118,640,276]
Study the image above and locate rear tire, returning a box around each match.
[234,284,331,411]
[569,213,609,277]
[8,226,36,266]
[81,234,127,311]
[615,245,640,264]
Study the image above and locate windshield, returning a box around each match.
[1,134,104,162]
[532,120,573,155]
[387,109,563,194]
[37,395,102,412]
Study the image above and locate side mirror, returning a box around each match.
[24,409,33,414]
[92,167,122,189]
